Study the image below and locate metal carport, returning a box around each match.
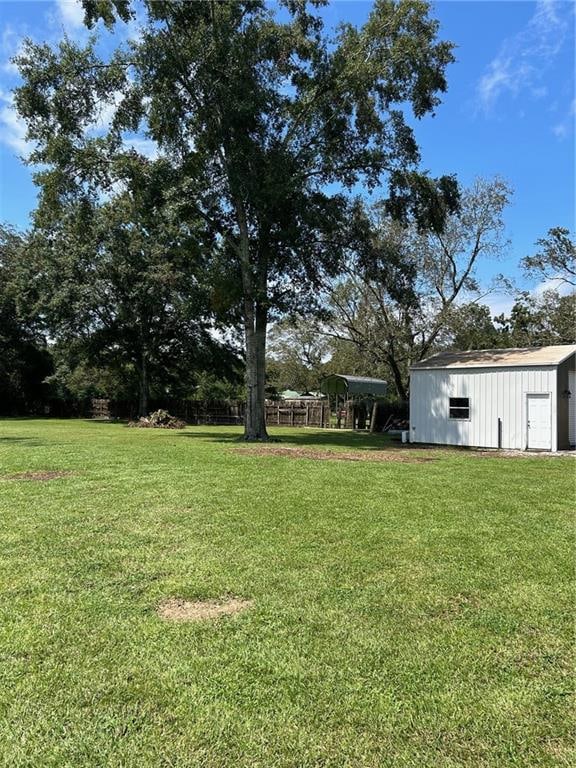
[320,375,388,429]
[320,374,388,397]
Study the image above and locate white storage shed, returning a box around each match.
[409,345,576,451]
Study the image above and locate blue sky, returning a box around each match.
[0,0,574,315]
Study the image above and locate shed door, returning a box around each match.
[527,393,551,451]
[569,371,575,446]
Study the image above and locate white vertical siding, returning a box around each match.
[569,371,576,446]
[410,366,557,450]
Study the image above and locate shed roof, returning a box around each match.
[320,374,388,396]
[411,344,576,371]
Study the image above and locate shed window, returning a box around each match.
[449,397,470,420]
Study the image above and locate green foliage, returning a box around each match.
[266,319,329,393]
[191,372,244,402]
[24,157,240,413]
[0,224,54,413]
[83,0,133,28]
[45,347,139,401]
[446,302,507,351]
[496,290,576,347]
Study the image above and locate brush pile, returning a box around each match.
[128,409,186,429]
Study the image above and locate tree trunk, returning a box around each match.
[387,353,408,401]
[243,299,268,440]
[234,195,269,441]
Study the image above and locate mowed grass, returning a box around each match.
[0,420,574,768]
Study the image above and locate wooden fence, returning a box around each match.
[264,400,330,428]
[90,398,329,428]
[90,398,244,424]
[91,399,112,419]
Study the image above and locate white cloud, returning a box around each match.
[477,0,570,114]
[483,279,573,319]
[56,0,85,32]
[483,293,516,319]
[0,89,30,156]
[0,21,30,76]
[123,136,159,159]
[1,23,17,59]
[551,98,575,140]
[552,122,568,139]
[531,86,548,99]
[533,277,574,297]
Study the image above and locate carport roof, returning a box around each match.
[320,374,388,396]
[411,344,576,370]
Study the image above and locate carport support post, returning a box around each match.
[369,401,379,433]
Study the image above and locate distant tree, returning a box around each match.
[522,227,576,287]
[267,320,330,394]
[191,372,244,402]
[445,302,506,351]
[0,224,53,413]
[495,290,576,347]
[46,346,138,403]
[322,178,511,398]
[323,337,383,380]
[26,158,232,415]
[15,0,457,439]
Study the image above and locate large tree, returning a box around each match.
[521,227,576,288]
[0,224,53,414]
[26,158,227,416]
[495,290,576,347]
[321,177,511,398]
[444,302,506,351]
[15,0,456,438]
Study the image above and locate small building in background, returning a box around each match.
[320,374,388,430]
[320,375,388,399]
[409,345,576,451]
[278,390,326,400]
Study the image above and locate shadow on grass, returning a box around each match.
[176,428,488,455]
[177,428,406,451]
[81,419,129,425]
[0,436,46,446]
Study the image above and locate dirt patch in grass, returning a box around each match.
[429,592,482,619]
[234,446,435,463]
[157,596,253,622]
[6,470,75,481]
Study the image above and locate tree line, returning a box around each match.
[1,1,574,434]
[267,200,575,400]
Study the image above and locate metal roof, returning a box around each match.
[279,390,326,400]
[411,344,576,371]
[320,374,388,396]
[279,390,304,399]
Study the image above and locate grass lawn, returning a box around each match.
[0,419,574,767]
